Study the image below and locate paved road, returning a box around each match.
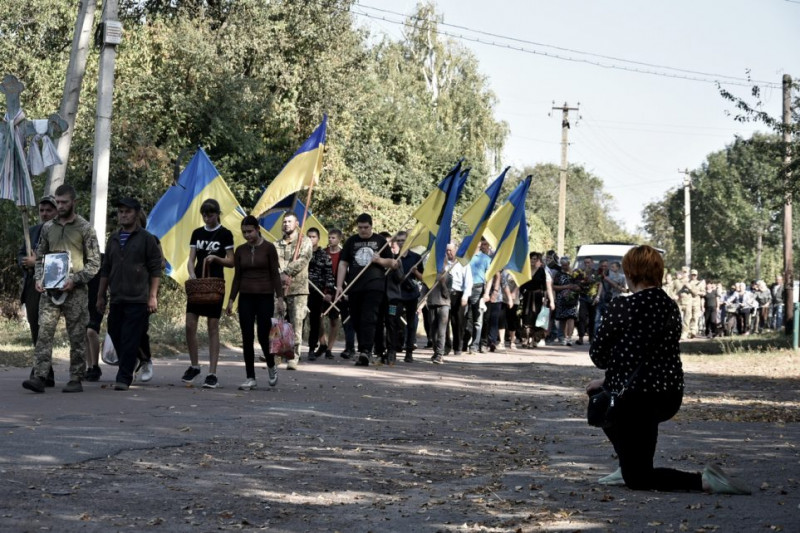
[1,344,797,532]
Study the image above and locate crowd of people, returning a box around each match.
[17,191,786,394]
[664,267,784,339]
[14,193,757,495]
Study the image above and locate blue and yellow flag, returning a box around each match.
[399,160,463,257]
[456,166,508,264]
[251,115,327,218]
[147,148,245,291]
[422,169,468,288]
[484,176,532,287]
[259,196,328,248]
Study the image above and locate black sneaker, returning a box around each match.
[202,374,219,389]
[315,344,328,357]
[432,354,443,365]
[355,353,371,366]
[181,366,201,383]
[62,380,83,393]
[85,365,102,382]
[22,376,46,393]
[324,349,334,359]
[308,351,318,361]
[340,349,353,360]
[404,351,414,363]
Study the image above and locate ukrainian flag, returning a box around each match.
[456,167,509,264]
[399,160,463,258]
[147,148,245,290]
[251,115,327,218]
[259,196,328,248]
[422,169,468,288]
[484,176,533,287]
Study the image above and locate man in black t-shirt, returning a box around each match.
[335,213,395,366]
[181,199,234,388]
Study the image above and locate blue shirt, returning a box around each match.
[469,252,492,285]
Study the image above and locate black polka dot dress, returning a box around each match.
[590,288,684,394]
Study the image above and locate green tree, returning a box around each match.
[642,134,785,285]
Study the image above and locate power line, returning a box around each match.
[353,3,781,89]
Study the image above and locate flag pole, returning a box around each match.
[292,139,324,262]
[20,206,32,256]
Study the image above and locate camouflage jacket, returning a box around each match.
[275,231,313,296]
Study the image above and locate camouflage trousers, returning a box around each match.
[680,299,701,338]
[284,294,308,365]
[33,287,89,381]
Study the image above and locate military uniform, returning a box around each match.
[688,275,706,337]
[32,215,101,381]
[673,275,692,338]
[275,230,313,369]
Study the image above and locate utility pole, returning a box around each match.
[679,168,692,269]
[552,102,579,257]
[45,0,98,195]
[782,74,793,335]
[91,0,122,252]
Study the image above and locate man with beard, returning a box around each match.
[22,184,101,393]
[275,212,313,369]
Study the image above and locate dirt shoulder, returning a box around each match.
[0,344,798,532]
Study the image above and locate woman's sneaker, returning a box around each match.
[238,378,257,391]
[268,366,278,386]
[202,374,219,389]
[181,366,201,383]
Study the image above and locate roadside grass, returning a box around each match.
[0,284,246,367]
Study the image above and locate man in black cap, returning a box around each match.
[96,197,162,391]
[18,196,58,385]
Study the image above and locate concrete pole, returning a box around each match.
[681,169,692,270]
[90,0,120,252]
[45,0,98,195]
[782,74,793,334]
[552,102,578,257]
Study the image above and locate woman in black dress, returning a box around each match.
[587,245,750,494]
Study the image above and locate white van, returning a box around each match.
[573,242,665,273]
[573,243,636,270]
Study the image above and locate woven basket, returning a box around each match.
[185,261,225,306]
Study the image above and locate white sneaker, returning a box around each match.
[537,339,546,348]
[268,366,278,386]
[238,378,257,391]
[598,468,625,486]
[139,361,154,382]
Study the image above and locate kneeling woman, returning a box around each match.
[226,216,285,390]
[587,245,749,495]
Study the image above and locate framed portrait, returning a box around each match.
[43,252,70,290]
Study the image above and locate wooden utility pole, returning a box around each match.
[552,102,579,257]
[45,0,98,195]
[679,168,692,269]
[782,74,793,334]
[91,0,122,252]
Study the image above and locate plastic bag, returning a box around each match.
[101,332,119,366]
[535,307,551,329]
[269,318,295,359]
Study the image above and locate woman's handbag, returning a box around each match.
[587,389,617,428]
[269,318,295,359]
[185,261,225,305]
[535,306,550,329]
[587,361,645,429]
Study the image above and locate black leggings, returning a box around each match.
[238,293,275,378]
[602,391,703,492]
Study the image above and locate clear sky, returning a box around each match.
[353,0,799,234]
